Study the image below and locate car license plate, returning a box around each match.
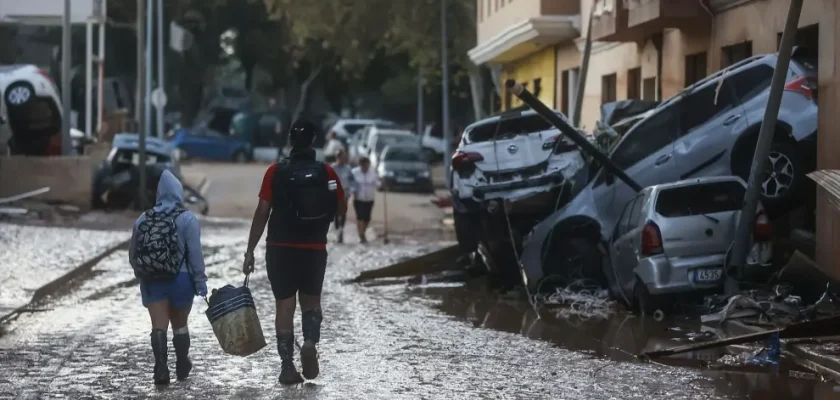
[695,268,722,283]
[396,177,415,183]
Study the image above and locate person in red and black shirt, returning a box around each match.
[243,119,347,384]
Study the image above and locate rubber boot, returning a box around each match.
[277,333,303,385]
[300,310,323,380]
[337,230,344,244]
[172,333,193,381]
[150,329,170,385]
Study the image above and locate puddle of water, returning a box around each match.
[404,279,839,400]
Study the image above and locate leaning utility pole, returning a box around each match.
[60,0,72,155]
[571,2,596,127]
[417,70,424,147]
[441,0,452,187]
[136,0,147,209]
[724,0,803,294]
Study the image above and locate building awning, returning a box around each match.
[468,15,580,66]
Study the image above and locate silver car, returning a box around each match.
[608,176,772,314]
[519,49,817,295]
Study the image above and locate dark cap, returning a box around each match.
[289,119,316,149]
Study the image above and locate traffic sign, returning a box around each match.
[151,88,167,108]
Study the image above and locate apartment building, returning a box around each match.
[470,0,840,278]
[467,0,582,113]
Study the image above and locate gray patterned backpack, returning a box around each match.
[132,208,186,281]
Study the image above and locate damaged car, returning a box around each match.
[607,176,773,315]
[93,133,208,214]
[518,48,818,296]
[450,109,586,286]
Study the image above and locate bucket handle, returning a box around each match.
[202,274,251,307]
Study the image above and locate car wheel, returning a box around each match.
[543,237,605,287]
[232,150,249,163]
[453,210,479,254]
[5,81,34,108]
[734,140,804,215]
[633,279,663,317]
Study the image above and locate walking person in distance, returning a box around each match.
[330,149,354,243]
[242,119,347,384]
[350,156,378,244]
[129,170,208,385]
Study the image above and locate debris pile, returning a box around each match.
[538,280,616,320]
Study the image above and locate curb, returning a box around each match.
[724,320,840,380]
[0,238,130,324]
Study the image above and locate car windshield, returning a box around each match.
[655,181,745,217]
[375,134,414,152]
[384,148,425,162]
[467,114,554,142]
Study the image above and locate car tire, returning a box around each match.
[4,81,35,108]
[543,237,605,287]
[734,139,805,216]
[633,279,663,317]
[453,210,479,254]
[232,150,249,163]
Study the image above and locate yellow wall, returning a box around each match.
[500,46,557,111]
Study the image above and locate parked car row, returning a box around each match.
[452,48,819,311]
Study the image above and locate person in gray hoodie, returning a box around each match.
[129,170,208,384]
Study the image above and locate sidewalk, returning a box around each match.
[0,223,129,321]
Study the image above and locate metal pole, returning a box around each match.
[725,0,803,294]
[507,79,642,192]
[136,0,145,132]
[417,70,424,147]
[571,2,596,127]
[61,0,72,155]
[156,0,165,137]
[382,182,390,244]
[96,0,106,135]
[137,0,148,209]
[441,0,452,187]
[144,0,153,138]
[85,20,93,138]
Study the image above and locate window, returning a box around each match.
[678,81,737,136]
[628,194,645,230]
[684,52,707,87]
[627,68,641,100]
[467,114,553,143]
[727,65,774,104]
[601,73,617,104]
[643,77,656,100]
[344,124,367,135]
[655,181,745,217]
[532,78,542,98]
[560,68,579,116]
[721,41,752,68]
[611,107,678,170]
[777,24,819,52]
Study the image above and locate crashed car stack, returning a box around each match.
[452,49,820,304]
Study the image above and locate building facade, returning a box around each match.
[470,0,840,278]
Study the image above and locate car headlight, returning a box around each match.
[418,170,430,178]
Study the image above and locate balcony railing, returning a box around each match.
[591,0,709,43]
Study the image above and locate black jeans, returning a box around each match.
[265,246,328,300]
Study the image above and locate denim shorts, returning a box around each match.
[140,271,195,310]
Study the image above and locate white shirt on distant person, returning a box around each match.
[351,166,378,202]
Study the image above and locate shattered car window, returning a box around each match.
[655,181,745,217]
[467,114,553,142]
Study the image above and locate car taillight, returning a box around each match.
[784,76,817,100]
[37,69,56,85]
[451,151,483,171]
[754,210,773,242]
[640,221,664,256]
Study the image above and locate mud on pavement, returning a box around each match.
[0,223,837,399]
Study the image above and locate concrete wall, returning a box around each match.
[0,156,93,208]
[477,0,542,44]
[577,42,641,129]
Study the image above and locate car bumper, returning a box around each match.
[381,176,433,191]
[636,242,772,296]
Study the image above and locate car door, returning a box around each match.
[592,105,681,230]
[609,193,644,298]
[673,76,746,180]
[177,124,213,158]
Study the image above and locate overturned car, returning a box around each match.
[450,110,586,286]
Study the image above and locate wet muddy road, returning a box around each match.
[0,223,837,399]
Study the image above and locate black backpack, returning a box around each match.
[274,159,338,225]
[132,208,186,281]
